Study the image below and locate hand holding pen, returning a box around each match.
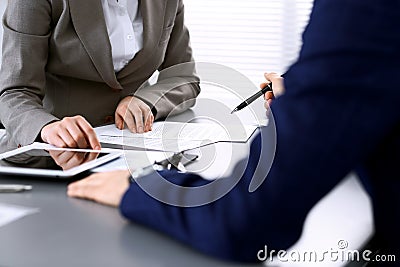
[261,72,285,109]
[231,72,285,113]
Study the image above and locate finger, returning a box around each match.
[52,151,85,170]
[122,109,137,133]
[265,72,285,97]
[67,173,106,198]
[144,116,149,132]
[64,152,86,169]
[83,151,99,164]
[49,150,63,159]
[57,126,79,148]
[150,114,154,131]
[264,91,275,101]
[75,116,101,150]
[48,133,69,148]
[141,108,151,133]
[265,72,279,81]
[67,178,95,199]
[67,183,92,199]
[140,106,152,133]
[115,112,124,130]
[260,82,268,89]
[145,113,154,132]
[49,150,65,165]
[65,127,88,149]
[132,107,144,134]
[67,171,130,207]
[63,119,89,148]
[52,151,76,165]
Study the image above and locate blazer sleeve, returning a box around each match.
[133,0,200,119]
[0,0,58,147]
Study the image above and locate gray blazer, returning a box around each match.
[0,0,200,151]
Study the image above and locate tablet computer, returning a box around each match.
[0,143,122,178]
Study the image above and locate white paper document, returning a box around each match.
[0,203,39,228]
[95,122,257,151]
[98,135,211,152]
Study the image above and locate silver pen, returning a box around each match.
[130,152,198,181]
[130,152,185,180]
[0,184,33,193]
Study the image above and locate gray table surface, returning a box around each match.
[0,165,261,267]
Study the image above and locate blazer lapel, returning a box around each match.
[117,0,167,80]
[68,0,122,89]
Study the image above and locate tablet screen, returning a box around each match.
[0,149,109,171]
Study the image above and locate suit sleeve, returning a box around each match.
[120,0,400,263]
[133,0,200,119]
[0,0,58,148]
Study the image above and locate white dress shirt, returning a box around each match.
[101,0,144,72]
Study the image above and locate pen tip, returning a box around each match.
[230,109,237,114]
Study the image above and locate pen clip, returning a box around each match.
[261,83,273,94]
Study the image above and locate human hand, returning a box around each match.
[261,72,285,109]
[115,96,154,134]
[49,150,99,170]
[41,116,101,149]
[67,170,131,207]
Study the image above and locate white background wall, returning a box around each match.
[184,0,313,84]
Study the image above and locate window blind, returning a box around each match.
[184,0,314,85]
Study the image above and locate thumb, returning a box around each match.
[115,113,124,130]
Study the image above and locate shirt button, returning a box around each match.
[127,34,134,40]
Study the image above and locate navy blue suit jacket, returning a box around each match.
[120,0,400,262]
